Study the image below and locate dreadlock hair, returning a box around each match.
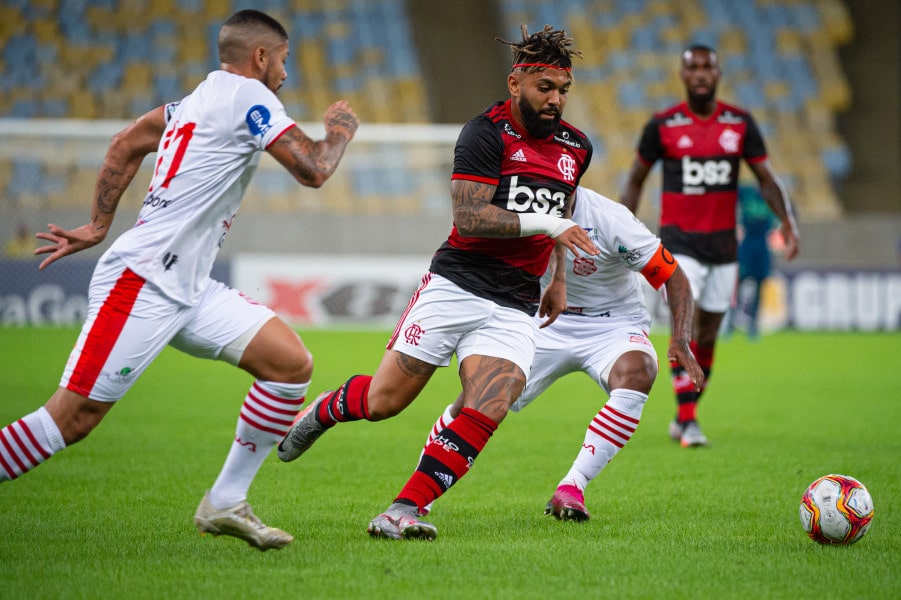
[496,24,582,78]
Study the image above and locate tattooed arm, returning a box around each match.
[35,106,167,270]
[451,179,598,257]
[269,100,359,188]
[450,179,514,237]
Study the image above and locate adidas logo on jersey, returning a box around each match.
[677,135,693,149]
[510,148,527,162]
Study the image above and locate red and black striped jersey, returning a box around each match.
[430,100,592,313]
[636,100,767,263]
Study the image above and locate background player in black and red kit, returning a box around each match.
[621,44,799,448]
[278,25,597,540]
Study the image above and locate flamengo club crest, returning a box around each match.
[557,153,576,182]
[719,129,740,153]
[404,322,424,345]
[572,256,597,276]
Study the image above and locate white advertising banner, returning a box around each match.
[232,254,432,328]
[231,254,901,332]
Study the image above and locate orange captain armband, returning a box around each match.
[640,244,678,290]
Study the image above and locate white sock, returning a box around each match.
[559,389,647,491]
[426,403,456,447]
[0,407,65,481]
[208,380,308,508]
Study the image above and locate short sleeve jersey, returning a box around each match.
[636,100,767,264]
[103,70,296,305]
[548,186,665,322]
[430,99,592,314]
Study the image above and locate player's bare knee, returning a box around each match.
[609,353,657,393]
[270,346,313,384]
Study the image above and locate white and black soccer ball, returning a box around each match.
[799,474,874,545]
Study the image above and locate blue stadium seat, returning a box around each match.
[8,100,36,118]
[154,74,183,101]
[733,82,767,112]
[8,161,45,196]
[821,145,852,180]
[41,98,70,118]
[57,6,93,45]
[617,81,647,110]
[88,61,123,95]
[176,0,204,12]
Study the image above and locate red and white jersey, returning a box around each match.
[102,70,296,305]
[636,100,767,264]
[547,186,675,322]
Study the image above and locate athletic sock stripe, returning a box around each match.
[68,268,145,397]
[0,429,28,473]
[418,454,457,491]
[587,424,626,448]
[6,422,42,467]
[602,405,640,425]
[342,375,371,421]
[428,416,449,445]
[238,412,288,436]
[595,411,637,436]
[429,428,477,459]
[0,452,17,478]
[17,420,51,460]
[590,421,631,446]
[0,421,41,473]
[247,387,303,416]
[241,402,294,429]
[250,382,305,407]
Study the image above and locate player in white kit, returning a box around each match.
[0,10,358,550]
[419,186,703,521]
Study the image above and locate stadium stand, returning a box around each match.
[0,0,429,124]
[0,0,855,222]
[498,0,854,221]
[0,0,433,215]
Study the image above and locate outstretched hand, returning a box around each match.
[554,224,599,258]
[34,223,104,270]
[666,339,704,391]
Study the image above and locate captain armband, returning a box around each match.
[518,213,577,238]
[640,244,678,290]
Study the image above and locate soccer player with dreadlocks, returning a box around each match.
[278,25,596,540]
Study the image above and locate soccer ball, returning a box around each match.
[799,474,874,545]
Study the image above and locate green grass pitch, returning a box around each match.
[1,327,899,599]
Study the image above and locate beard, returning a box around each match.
[518,96,561,139]
[687,86,716,106]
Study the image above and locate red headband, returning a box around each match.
[512,62,571,72]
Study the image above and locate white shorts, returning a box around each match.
[510,312,657,412]
[61,257,275,402]
[387,273,537,376]
[673,254,739,313]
